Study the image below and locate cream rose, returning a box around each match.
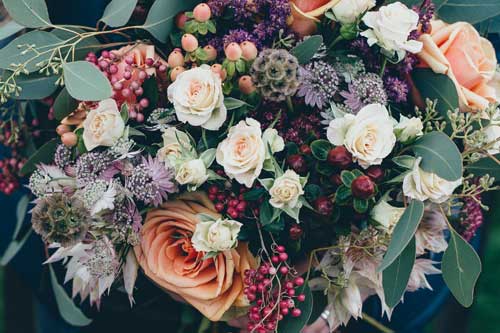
[167,65,227,130]
[175,159,209,188]
[82,99,125,151]
[361,2,422,57]
[157,127,192,166]
[403,157,462,203]
[370,200,405,233]
[269,170,305,209]
[216,118,266,187]
[327,104,396,169]
[395,115,423,143]
[332,0,376,24]
[192,218,243,253]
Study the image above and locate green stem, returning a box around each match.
[362,312,395,333]
[328,35,343,51]
[202,129,209,149]
[379,57,388,77]
[286,96,295,113]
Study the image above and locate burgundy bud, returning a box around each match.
[351,175,375,199]
[366,166,385,183]
[327,146,352,169]
[314,196,333,216]
[299,144,312,155]
[330,174,343,186]
[289,224,303,240]
[287,154,307,174]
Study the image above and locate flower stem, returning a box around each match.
[362,312,395,333]
[379,57,388,77]
[286,96,295,113]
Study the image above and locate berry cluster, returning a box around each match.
[207,184,261,219]
[244,245,306,333]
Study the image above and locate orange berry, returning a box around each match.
[168,50,185,68]
[193,3,211,22]
[56,124,71,136]
[170,66,185,81]
[238,75,256,94]
[211,64,227,81]
[181,34,199,53]
[203,45,217,61]
[240,41,258,61]
[61,132,78,147]
[224,42,242,61]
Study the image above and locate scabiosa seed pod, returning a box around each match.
[31,193,91,247]
[250,49,300,102]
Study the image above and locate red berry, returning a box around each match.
[280,266,289,275]
[236,201,247,212]
[327,146,353,169]
[279,253,288,262]
[314,196,333,216]
[351,175,375,199]
[294,277,305,286]
[297,293,306,302]
[215,202,225,212]
[276,245,286,253]
[366,166,385,183]
[287,154,307,174]
[289,224,303,240]
[271,256,280,264]
[299,144,312,155]
[291,308,302,317]
[281,308,289,315]
[208,185,219,194]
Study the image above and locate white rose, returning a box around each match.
[332,0,376,24]
[327,104,396,168]
[403,157,462,203]
[157,127,192,166]
[371,200,405,233]
[175,159,209,188]
[485,125,500,155]
[269,170,305,209]
[167,65,227,130]
[82,99,125,151]
[216,118,266,187]
[192,218,242,253]
[395,115,423,143]
[361,2,423,56]
[262,128,285,158]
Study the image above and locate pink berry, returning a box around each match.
[271,256,280,264]
[276,245,286,253]
[291,308,301,317]
[139,98,149,108]
[297,294,306,302]
[134,87,144,96]
[279,266,289,275]
[241,41,258,61]
[193,3,212,22]
[281,308,289,316]
[145,58,154,66]
[294,277,305,286]
[123,71,132,80]
[238,75,256,94]
[203,45,217,61]
[175,12,188,29]
[109,64,118,74]
[279,253,288,262]
[136,113,144,122]
[224,42,242,61]
[181,34,199,53]
[138,70,147,80]
[125,56,134,65]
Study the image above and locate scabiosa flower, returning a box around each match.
[75,152,112,188]
[31,193,91,247]
[54,144,73,169]
[126,156,177,206]
[340,72,388,113]
[384,76,409,103]
[297,61,340,109]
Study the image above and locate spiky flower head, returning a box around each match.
[31,193,91,247]
[297,61,340,109]
[28,164,74,197]
[75,152,112,188]
[340,72,388,113]
[250,49,300,102]
[54,144,73,169]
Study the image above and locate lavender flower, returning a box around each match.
[340,72,388,113]
[385,76,409,103]
[297,61,340,109]
[126,156,177,206]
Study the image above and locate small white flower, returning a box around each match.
[327,104,396,168]
[484,124,500,155]
[175,159,209,188]
[395,115,423,143]
[332,0,376,24]
[269,170,305,210]
[91,181,117,216]
[370,200,405,233]
[403,157,462,203]
[361,2,422,57]
[192,218,242,253]
[167,65,227,130]
[83,99,125,151]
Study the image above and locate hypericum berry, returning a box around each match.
[286,154,307,174]
[238,75,256,95]
[167,49,184,68]
[225,42,242,61]
[61,132,77,147]
[211,64,227,81]
[56,124,70,136]
[366,166,385,183]
[299,144,312,155]
[351,175,375,199]
[240,41,258,61]
[193,3,211,22]
[181,34,199,53]
[175,12,188,29]
[203,45,217,61]
[314,196,333,216]
[327,146,352,169]
[170,66,185,81]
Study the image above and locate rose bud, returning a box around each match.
[193,3,211,22]
[181,33,199,53]
[175,12,188,29]
[289,224,303,240]
[287,154,307,174]
[330,174,343,186]
[299,144,312,155]
[167,49,184,68]
[314,196,333,216]
[203,45,217,61]
[327,146,352,169]
[240,41,258,61]
[366,166,385,183]
[225,42,242,61]
[351,175,375,199]
[238,75,256,94]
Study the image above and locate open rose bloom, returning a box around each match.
[134,192,256,321]
[290,0,341,36]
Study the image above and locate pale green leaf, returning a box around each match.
[3,0,51,28]
[290,35,323,65]
[13,73,58,100]
[100,0,138,27]
[0,20,25,40]
[62,61,112,101]
[438,0,500,24]
[54,87,78,121]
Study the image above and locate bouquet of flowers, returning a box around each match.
[1,0,500,331]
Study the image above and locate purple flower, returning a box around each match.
[384,76,409,103]
[297,61,340,110]
[340,72,388,113]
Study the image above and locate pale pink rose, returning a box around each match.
[289,0,341,36]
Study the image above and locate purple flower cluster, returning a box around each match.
[460,195,484,241]
[384,76,409,103]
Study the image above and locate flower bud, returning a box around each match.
[351,175,375,199]
[225,42,242,61]
[286,154,307,174]
[314,196,333,216]
[366,166,385,183]
[193,3,212,22]
[181,34,199,53]
[327,146,352,169]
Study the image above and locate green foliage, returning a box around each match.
[100,0,138,27]
[224,97,249,110]
[13,73,58,100]
[54,87,78,121]
[19,138,60,175]
[62,61,113,101]
[466,154,500,180]
[438,0,500,25]
[340,170,356,187]
[3,0,51,28]
[0,195,31,266]
[353,198,369,213]
[310,140,332,161]
[290,35,323,65]
[0,20,25,41]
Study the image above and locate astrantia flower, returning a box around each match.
[79,179,117,216]
[126,156,177,206]
[54,144,73,169]
[75,152,112,188]
[28,164,74,197]
[106,199,142,246]
[31,193,91,247]
[340,73,388,113]
[109,137,140,160]
[297,61,340,109]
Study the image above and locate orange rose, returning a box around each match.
[134,192,256,321]
[289,0,340,36]
[418,20,499,111]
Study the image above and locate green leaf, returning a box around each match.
[304,184,322,202]
[412,131,463,181]
[100,0,138,27]
[141,0,201,42]
[335,185,351,204]
[340,170,356,187]
[260,200,281,226]
[353,198,368,213]
[0,20,25,40]
[290,35,323,65]
[3,0,51,28]
[54,88,78,121]
[378,200,424,272]
[383,237,416,308]
[278,283,313,333]
[62,61,113,101]
[224,97,249,110]
[20,138,59,175]
[120,104,129,123]
[49,265,93,326]
[442,228,482,307]
[200,148,216,167]
[0,195,31,266]
[0,229,32,266]
[0,30,62,73]
[258,178,274,191]
[438,0,500,24]
[242,188,266,201]
[392,155,416,169]
[14,195,30,239]
[466,154,500,180]
[13,73,58,100]
[310,139,332,161]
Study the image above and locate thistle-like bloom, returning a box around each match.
[75,152,112,188]
[297,61,340,109]
[385,76,409,103]
[28,164,74,197]
[31,193,91,247]
[126,156,177,206]
[340,72,388,113]
[54,144,73,169]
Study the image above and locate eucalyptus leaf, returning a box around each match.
[13,73,58,100]
[378,200,424,272]
[442,228,481,307]
[200,148,216,167]
[100,0,138,27]
[0,20,25,40]
[466,154,500,180]
[290,35,323,65]
[20,138,60,175]
[3,0,51,28]
[54,88,78,121]
[383,237,416,308]
[62,61,113,101]
[14,195,30,239]
[438,0,500,24]
[0,229,32,266]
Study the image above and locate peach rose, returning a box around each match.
[134,192,256,321]
[418,20,499,111]
[289,0,341,36]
